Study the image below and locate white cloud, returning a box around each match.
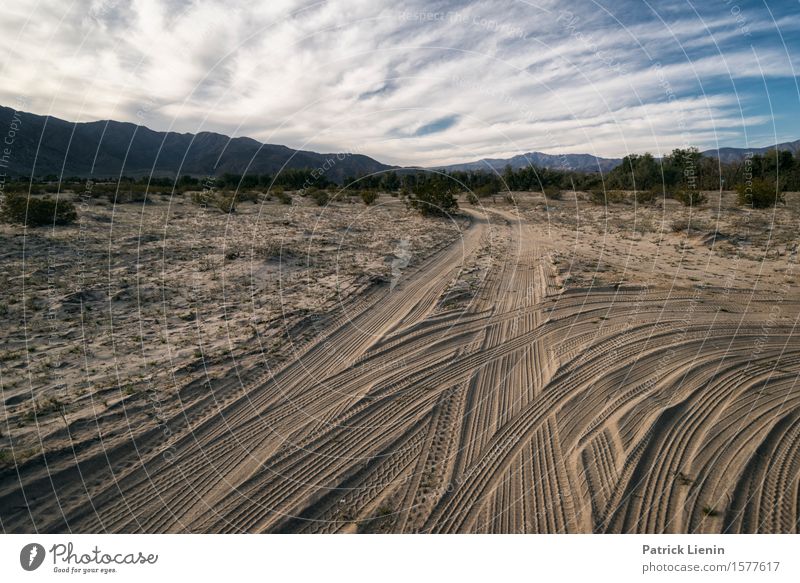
[0,0,796,166]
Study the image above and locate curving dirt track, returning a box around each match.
[2,204,800,534]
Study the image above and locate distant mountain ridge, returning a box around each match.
[436,151,622,173]
[0,106,392,182]
[701,140,800,163]
[437,140,800,173]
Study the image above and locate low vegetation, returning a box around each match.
[736,178,785,208]
[674,190,707,207]
[1,192,77,226]
[360,190,378,205]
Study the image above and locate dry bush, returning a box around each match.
[215,194,236,213]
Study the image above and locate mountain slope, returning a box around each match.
[0,106,391,181]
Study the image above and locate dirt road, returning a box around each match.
[3,205,799,533]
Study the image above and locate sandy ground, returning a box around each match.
[1,189,799,533]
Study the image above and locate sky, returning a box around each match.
[0,0,798,166]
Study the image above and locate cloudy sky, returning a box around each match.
[1,0,798,166]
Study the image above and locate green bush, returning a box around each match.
[466,192,479,205]
[736,179,785,208]
[1,193,77,226]
[360,190,378,205]
[276,191,292,205]
[674,190,707,207]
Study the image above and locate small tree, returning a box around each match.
[410,180,458,217]
[1,193,77,226]
[382,171,400,192]
[674,190,707,207]
[736,179,785,208]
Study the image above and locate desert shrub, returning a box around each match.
[634,189,657,204]
[670,217,709,234]
[670,220,686,233]
[191,191,215,206]
[276,191,292,205]
[736,179,785,208]
[1,193,77,226]
[504,194,516,205]
[237,191,260,204]
[589,190,627,204]
[410,181,459,217]
[589,190,606,205]
[474,183,500,197]
[310,190,329,206]
[105,185,149,204]
[608,190,627,203]
[466,192,479,205]
[674,190,707,207]
[215,194,236,213]
[360,190,378,205]
[543,187,562,201]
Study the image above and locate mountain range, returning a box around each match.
[0,106,391,182]
[436,151,623,173]
[2,105,798,180]
[703,140,800,163]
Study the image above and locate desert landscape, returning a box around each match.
[2,184,799,534]
[1,1,800,550]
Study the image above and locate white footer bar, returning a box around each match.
[1,534,797,582]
